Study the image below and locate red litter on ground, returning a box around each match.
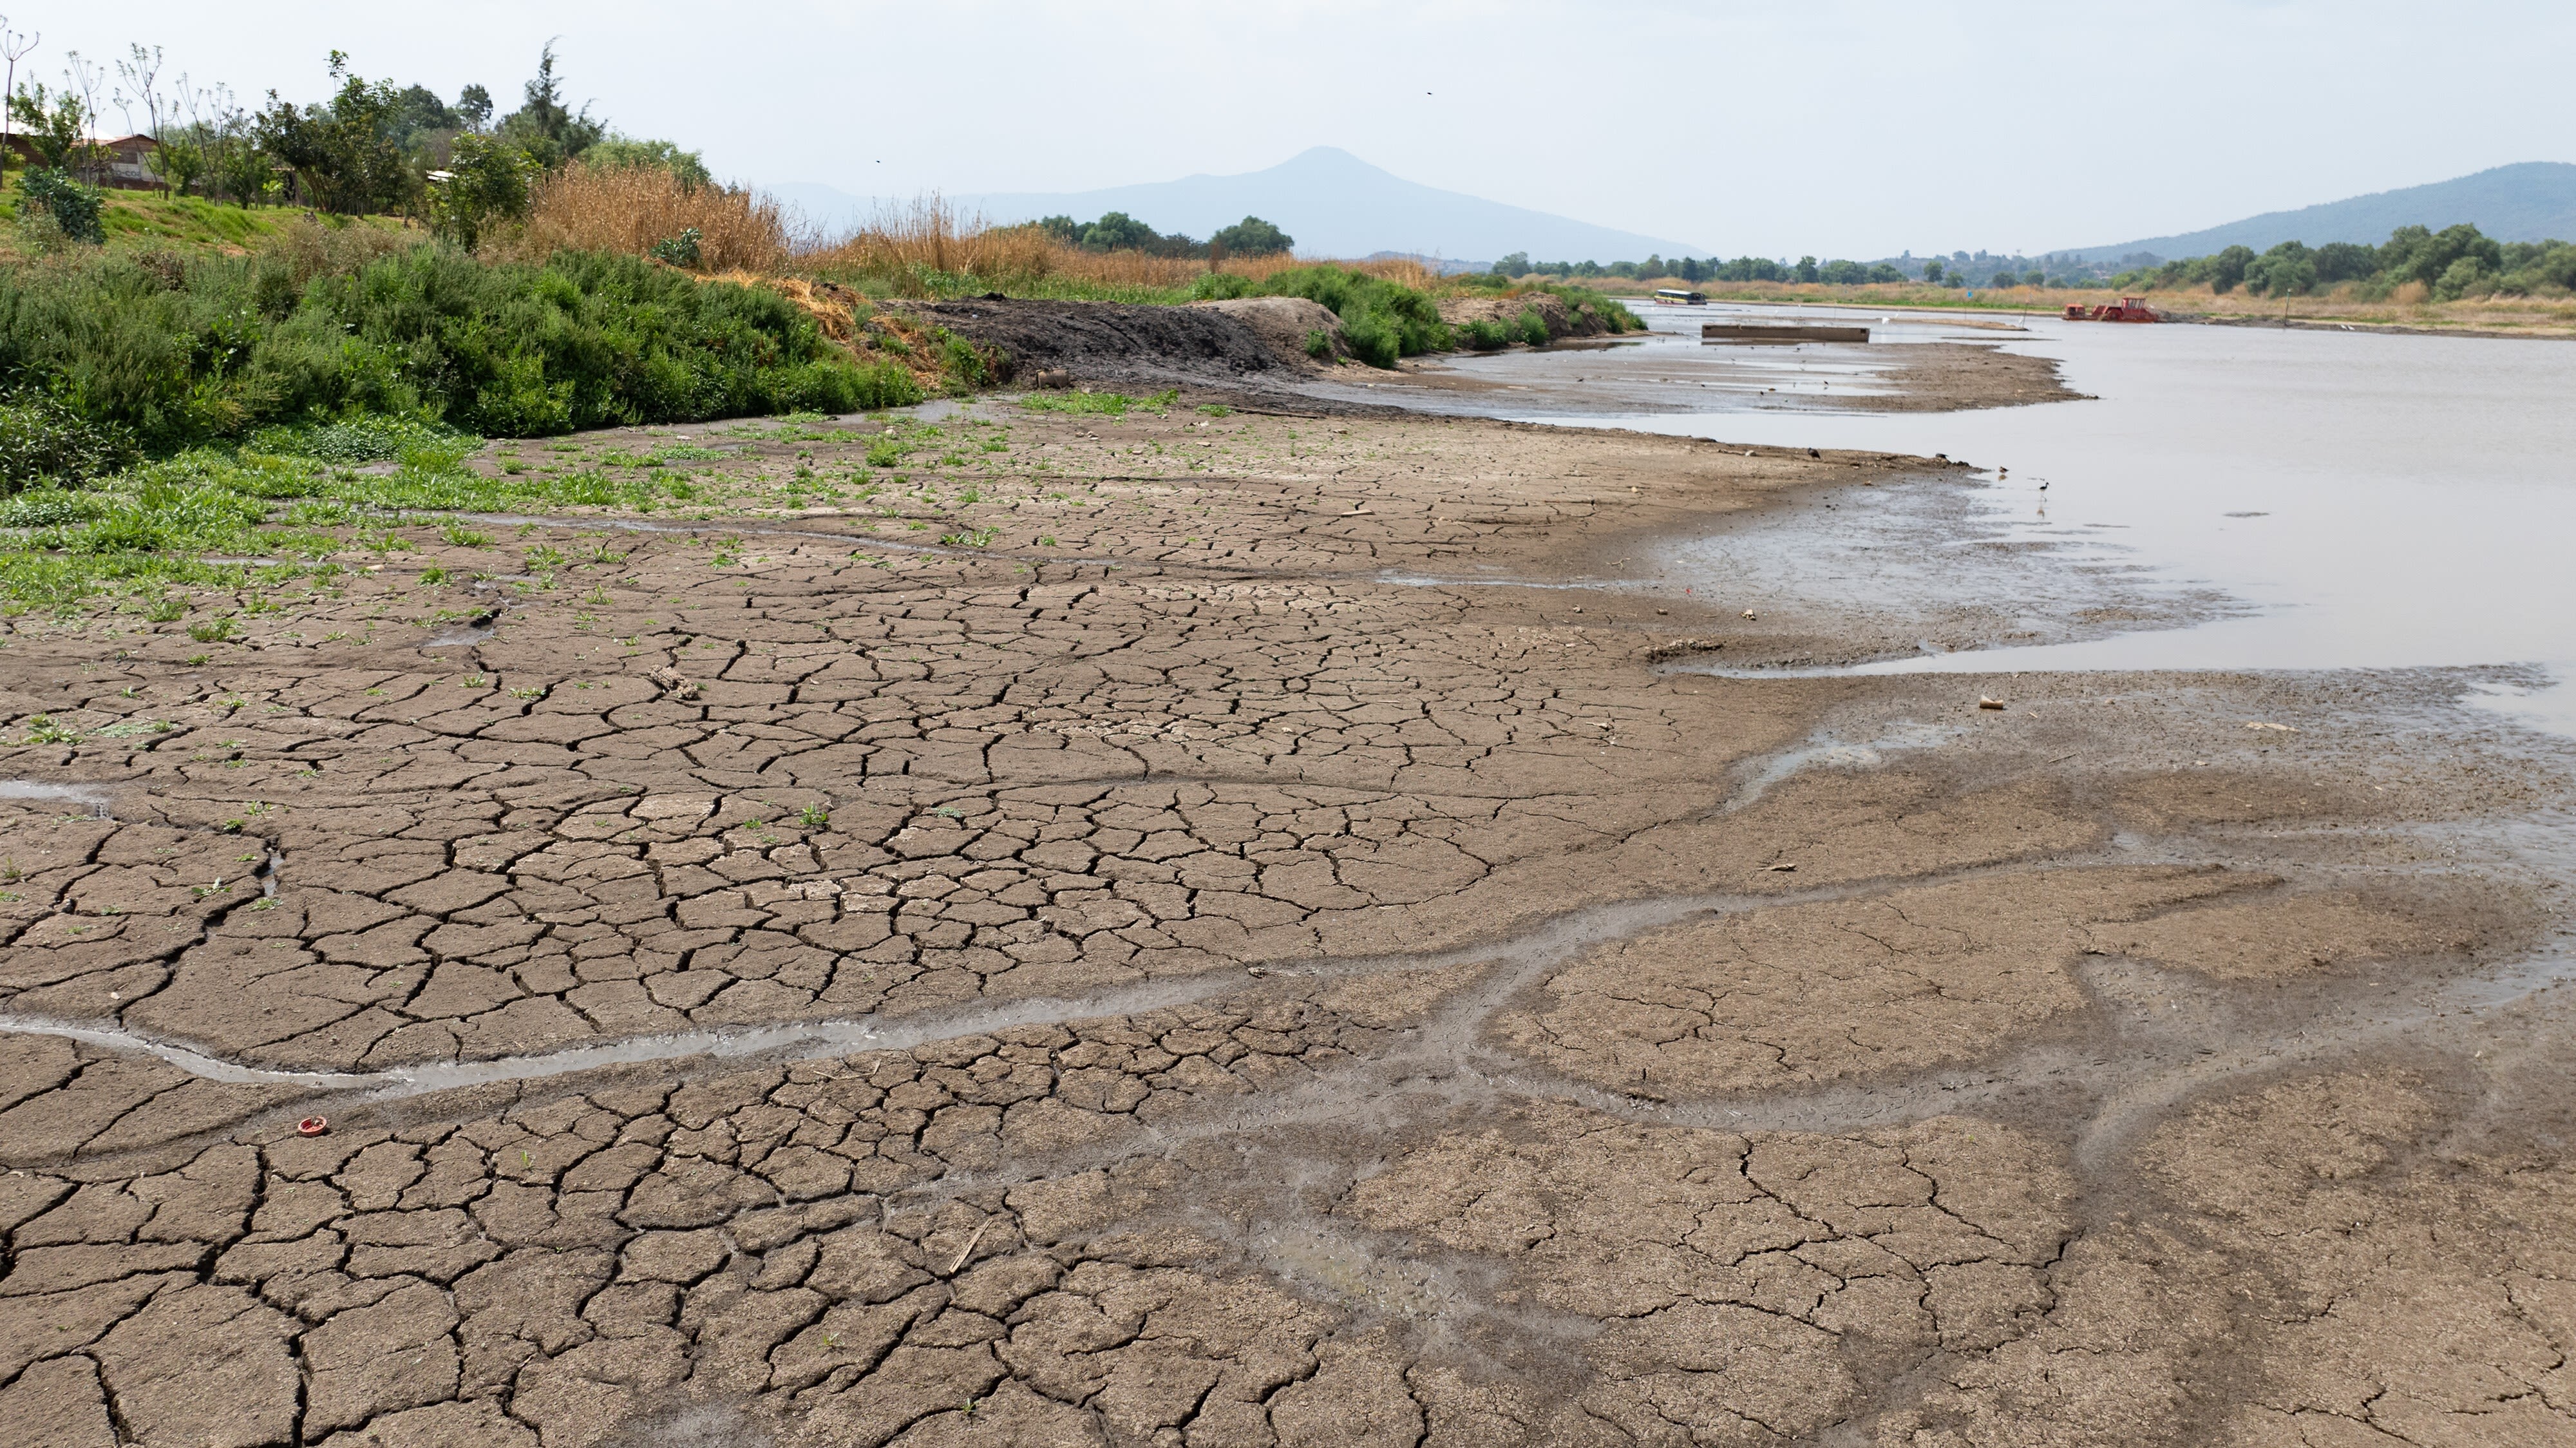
[297,1117,329,1136]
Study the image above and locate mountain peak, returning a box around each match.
[768,148,1705,263]
[2067,160,2576,261]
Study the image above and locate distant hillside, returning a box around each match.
[765,147,1705,263]
[2063,162,2576,262]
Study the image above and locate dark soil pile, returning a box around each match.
[913,297,1282,392]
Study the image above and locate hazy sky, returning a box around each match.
[21,0,2574,258]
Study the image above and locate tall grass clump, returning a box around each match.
[518,161,796,274]
[0,239,914,450]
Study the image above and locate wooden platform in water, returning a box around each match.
[1701,323,1871,343]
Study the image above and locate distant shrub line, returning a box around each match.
[2116,224,2576,301]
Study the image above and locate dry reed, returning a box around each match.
[514,163,797,272]
[517,182,1457,303]
[804,195,1446,292]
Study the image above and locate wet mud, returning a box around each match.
[0,395,2569,1447]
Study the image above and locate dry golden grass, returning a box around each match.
[515,163,795,272]
[516,183,1463,305]
[801,195,1444,294]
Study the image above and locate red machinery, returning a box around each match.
[2063,296,2160,323]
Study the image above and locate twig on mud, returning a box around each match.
[947,1219,992,1275]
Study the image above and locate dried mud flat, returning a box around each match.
[0,396,2571,1448]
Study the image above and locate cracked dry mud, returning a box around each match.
[1,400,2570,1447]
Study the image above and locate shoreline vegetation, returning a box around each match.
[0,39,1635,624]
[1528,224,2576,336]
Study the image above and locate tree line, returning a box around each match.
[1,23,706,251]
[2114,224,2576,301]
[1032,211,1294,259]
[1493,252,1915,285]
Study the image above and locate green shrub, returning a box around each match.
[1248,265,1450,367]
[650,227,703,267]
[20,169,104,245]
[0,242,918,452]
[0,395,138,492]
[1461,319,1509,350]
[1303,329,1334,361]
[936,332,989,392]
[1515,308,1551,346]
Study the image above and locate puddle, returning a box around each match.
[0,780,113,816]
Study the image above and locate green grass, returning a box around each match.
[0,175,346,258]
[1018,388,1177,415]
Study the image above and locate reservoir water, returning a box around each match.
[1461,304,2576,735]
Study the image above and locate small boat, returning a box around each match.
[1654,288,1708,305]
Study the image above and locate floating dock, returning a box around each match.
[1701,323,1871,343]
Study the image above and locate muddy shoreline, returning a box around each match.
[0,356,2566,1446]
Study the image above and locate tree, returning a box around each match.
[426,131,538,249]
[387,83,462,151]
[0,14,35,184]
[2313,241,2376,284]
[112,43,171,191]
[1078,211,1160,251]
[62,48,104,181]
[1921,259,1944,284]
[1493,251,1530,277]
[7,81,80,169]
[155,128,206,196]
[497,41,604,166]
[2207,243,2256,294]
[254,53,414,214]
[2381,223,2500,290]
[457,84,493,132]
[1794,255,1819,283]
[1210,214,1293,256]
[2242,242,2315,298]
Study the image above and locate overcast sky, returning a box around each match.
[21,0,2573,258]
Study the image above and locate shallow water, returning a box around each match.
[1497,309,2576,734]
[1308,303,1986,417]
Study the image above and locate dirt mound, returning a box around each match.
[1191,296,1352,366]
[910,296,1282,392]
[1437,291,1615,339]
